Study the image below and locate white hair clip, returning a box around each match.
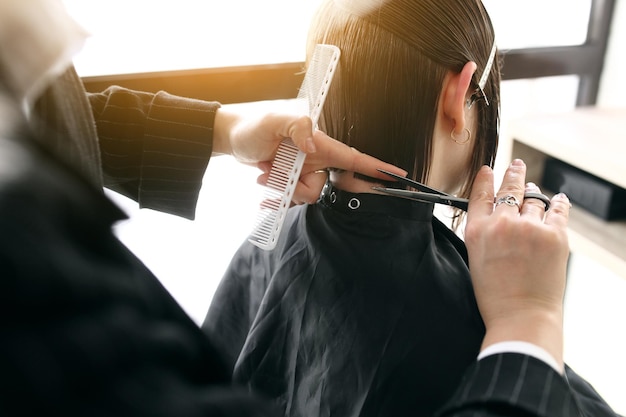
[474,39,497,107]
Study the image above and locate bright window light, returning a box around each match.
[482,0,592,49]
[63,0,323,76]
[64,1,592,76]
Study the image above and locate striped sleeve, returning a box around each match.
[89,86,220,219]
[437,353,583,417]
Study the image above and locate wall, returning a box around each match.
[597,0,626,107]
[563,4,626,414]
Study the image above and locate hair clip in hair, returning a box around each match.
[471,38,497,108]
[466,90,482,109]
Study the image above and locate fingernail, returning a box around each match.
[306,137,316,153]
[555,192,573,207]
[526,182,537,189]
[511,159,524,167]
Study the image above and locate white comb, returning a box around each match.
[248,44,340,250]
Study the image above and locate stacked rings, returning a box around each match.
[494,193,552,212]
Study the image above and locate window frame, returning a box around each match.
[501,0,615,106]
[83,0,615,107]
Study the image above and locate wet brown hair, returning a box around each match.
[307,0,500,221]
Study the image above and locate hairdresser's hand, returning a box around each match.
[214,108,406,204]
[256,129,408,204]
[464,159,571,370]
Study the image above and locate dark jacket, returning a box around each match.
[0,122,278,416]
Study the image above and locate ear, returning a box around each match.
[441,61,477,136]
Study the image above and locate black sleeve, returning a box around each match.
[437,353,620,417]
[88,86,220,219]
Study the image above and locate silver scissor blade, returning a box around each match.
[372,187,469,211]
[377,169,450,196]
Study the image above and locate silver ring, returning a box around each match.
[495,194,521,210]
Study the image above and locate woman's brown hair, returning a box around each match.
[307,0,500,222]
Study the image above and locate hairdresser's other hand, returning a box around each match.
[214,107,406,204]
[464,159,571,371]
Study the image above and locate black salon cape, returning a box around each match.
[203,186,617,417]
[204,186,482,416]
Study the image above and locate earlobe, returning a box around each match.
[442,61,477,136]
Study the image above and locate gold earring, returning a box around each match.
[450,128,471,145]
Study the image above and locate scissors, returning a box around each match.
[373,169,551,212]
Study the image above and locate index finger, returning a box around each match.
[467,165,496,222]
[309,130,407,179]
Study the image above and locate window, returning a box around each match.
[483,0,592,49]
[63,0,323,76]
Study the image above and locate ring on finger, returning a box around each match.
[522,192,551,211]
[495,194,521,211]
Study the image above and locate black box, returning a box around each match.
[542,157,626,220]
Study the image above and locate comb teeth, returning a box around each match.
[266,141,301,191]
[248,44,340,250]
[248,140,306,249]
